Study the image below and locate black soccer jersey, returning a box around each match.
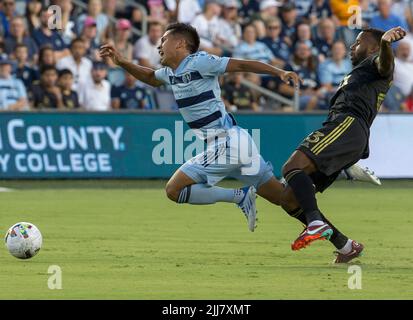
[328,54,393,130]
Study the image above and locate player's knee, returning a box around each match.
[282,163,295,177]
[165,183,180,202]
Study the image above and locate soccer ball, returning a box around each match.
[4,222,42,259]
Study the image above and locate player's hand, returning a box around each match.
[99,44,124,65]
[280,71,302,89]
[382,27,407,44]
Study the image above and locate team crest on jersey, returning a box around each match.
[182,72,192,83]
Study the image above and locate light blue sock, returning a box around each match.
[177,184,246,204]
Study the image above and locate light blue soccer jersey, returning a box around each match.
[154,51,235,136]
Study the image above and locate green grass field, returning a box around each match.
[0,180,412,300]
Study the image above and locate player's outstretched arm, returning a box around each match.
[377,26,406,77]
[99,44,164,87]
[226,58,302,87]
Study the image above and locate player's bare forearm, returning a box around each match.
[226,58,302,87]
[377,26,406,77]
[99,44,163,87]
[117,59,162,87]
[227,59,283,76]
[377,39,394,77]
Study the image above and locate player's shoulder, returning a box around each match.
[188,51,220,62]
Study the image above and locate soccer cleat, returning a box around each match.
[291,222,333,251]
[344,164,381,186]
[333,240,364,263]
[237,186,257,232]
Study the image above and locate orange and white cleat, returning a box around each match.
[291,223,333,251]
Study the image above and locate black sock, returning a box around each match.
[319,212,349,249]
[287,207,349,249]
[286,207,307,225]
[284,169,322,224]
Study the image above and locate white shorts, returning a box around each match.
[180,126,274,188]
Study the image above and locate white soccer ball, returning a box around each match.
[4,222,42,259]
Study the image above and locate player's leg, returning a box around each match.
[256,173,351,251]
[281,150,335,250]
[282,115,367,257]
[166,132,258,231]
[165,168,252,205]
[280,163,381,186]
[339,163,381,185]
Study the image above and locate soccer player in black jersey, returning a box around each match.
[280,26,407,263]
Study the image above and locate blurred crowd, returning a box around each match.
[0,0,413,112]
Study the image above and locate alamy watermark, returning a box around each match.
[347,265,362,290]
[48,265,63,290]
[47,5,62,30]
[151,122,262,175]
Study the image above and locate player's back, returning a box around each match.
[328,54,393,132]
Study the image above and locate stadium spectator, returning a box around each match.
[102,0,118,20]
[112,19,133,62]
[0,0,17,37]
[221,72,259,112]
[279,42,321,110]
[360,0,379,27]
[238,0,260,26]
[79,16,100,61]
[253,0,282,39]
[0,55,27,110]
[314,18,337,61]
[111,71,151,110]
[307,0,334,26]
[32,8,69,59]
[76,0,109,43]
[125,5,144,43]
[57,68,80,109]
[38,45,56,69]
[294,0,314,19]
[216,0,242,54]
[233,24,276,65]
[13,43,39,89]
[147,0,169,26]
[295,22,318,57]
[133,21,163,69]
[260,17,290,67]
[280,2,299,48]
[383,41,413,111]
[78,61,111,111]
[330,0,359,46]
[177,0,202,24]
[24,0,41,34]
[390,0,411,29]
[370,0,409,31]
[318,40,351,101]
[4,16,38,61]
[56,0,77,45]
[56,38,93,91]
[29,65,63,109]
[191,0,224,56]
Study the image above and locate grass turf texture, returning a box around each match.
[0,180,412,299]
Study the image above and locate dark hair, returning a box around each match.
[148,21,164,30]
[38,44,55,68]
[70,37,85,48]
[165,23,200,54]
[40,64,57,75]
[58,68,73,78]
[362,28,385,46]
[14,43,28,51]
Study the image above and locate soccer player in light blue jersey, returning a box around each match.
[100,23,300,231]
[100,23,380,235]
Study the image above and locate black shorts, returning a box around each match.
[297,114,368,192]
